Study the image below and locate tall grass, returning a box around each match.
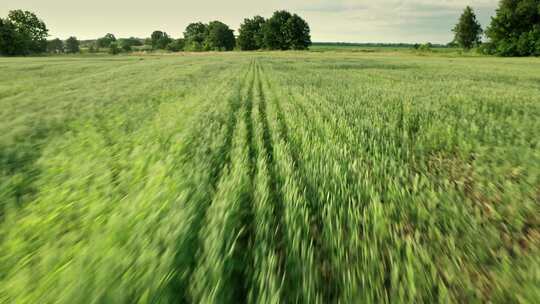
[0,51,539,303]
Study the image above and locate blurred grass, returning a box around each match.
[0,51,539,303]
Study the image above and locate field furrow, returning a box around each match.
[0,52,538,303]
[188,61,257,303]
[245,61,288,303]
[258,63,329,303]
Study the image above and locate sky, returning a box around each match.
[0,0,499,44]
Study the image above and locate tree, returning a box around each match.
[238,16,266,50]
[204,21,235,51]
[486,0,540,56]
[65,36,80,53]
[7,10,48,53]
[47,38,64,53]
[284,14,311,50]
[0,10,48,55]
[0,18,23,56]
[97,33,116,48]
[263,10,293,50]
[151,31,172,49]
[167,39,185,52]
[452,6,482,50]
[184,22,208,51]
[109,42,121,55]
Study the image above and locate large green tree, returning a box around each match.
[151,31,172,49]
[452,6,483,50]
[65,36,80,53]
[262,11,311,50]
[486,0,540,56]
[184,22,208,51]
[237,16,266,50]
[0,18,22,56]
[0,10,48,55]
[263,10,292,50]
[204,21,235,51]
[97,33,116,48]
[8,10,48,53]
[284,14,311,50]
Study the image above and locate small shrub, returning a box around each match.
[109,42,121,55]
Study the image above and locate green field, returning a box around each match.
[1,51,539,303]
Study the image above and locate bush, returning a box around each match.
[477,42,495,55]
[88,44,98,53]
[167,39,185,52]
[418,43,432,52]
[122,44,132,52]
[109,42,121,55]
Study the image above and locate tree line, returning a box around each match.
[452,0,539,56]
[2,1,539,57]
[0,9,311,56]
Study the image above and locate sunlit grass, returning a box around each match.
[0,51,539,303]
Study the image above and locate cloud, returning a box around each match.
[299,3,368,13]
[300,0,498,42]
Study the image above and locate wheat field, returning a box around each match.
[1,51,539,303]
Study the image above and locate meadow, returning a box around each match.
[0,50,539,303]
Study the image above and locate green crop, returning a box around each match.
[1,52,539,303]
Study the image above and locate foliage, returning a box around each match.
[486,0,540,56]
[262,10,311,50]
[151,30,172,50]
[238,16,266,50]
[204,21,235,51]
[97,33,116,48]
[418,42,433,51]
[108,42,120,55]
[0,10,48,55]
[183,21,235,51]
[47,38,64,53]
[452,6,483,50]
[120,37,143,47]
[284,14,311,50]
[0,52,538,303]
[263,10,292,50]
[88,43,98,53]
[117,37,141,52]
[184,22,208,51]
[0,18,20,56]
[167,39,185,52]
[64,37,80,54]
[121,42,132,52]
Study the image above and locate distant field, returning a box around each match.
[309,44,479,56]
[1,51,539,303]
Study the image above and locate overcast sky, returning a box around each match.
[0,0,499,43]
